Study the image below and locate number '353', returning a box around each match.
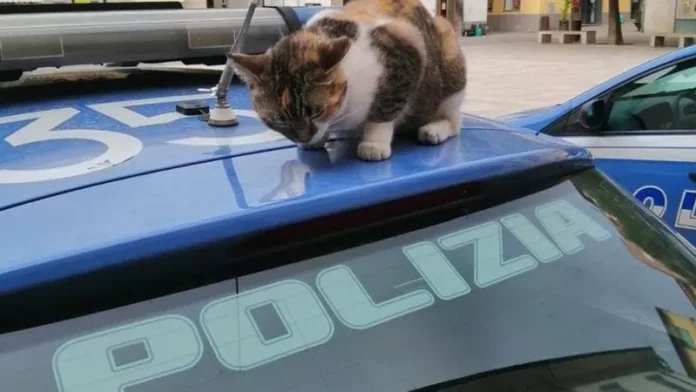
[0,94,285,184]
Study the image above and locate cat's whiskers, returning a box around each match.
[315,78,335,86]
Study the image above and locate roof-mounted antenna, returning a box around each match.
[207,0,262,127]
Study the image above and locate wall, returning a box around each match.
[674,0,696,33]
[486,0,544,32]
[642,0,675,33]
[462,0,488,26]
[487,0,631,32]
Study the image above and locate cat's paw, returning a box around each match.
[357,142,392,161]
[418,121,452,145]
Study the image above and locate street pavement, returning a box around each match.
[459,25,676,118]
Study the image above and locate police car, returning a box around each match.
[3,6,696,392]
[500,45,696,250]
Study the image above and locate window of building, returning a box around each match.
[503,0,520,11]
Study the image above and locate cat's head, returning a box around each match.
[229,31,352,147]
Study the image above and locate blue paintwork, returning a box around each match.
[596,159,696,245]
[0,84,292,211]
[0,82,540,214]
[596,159,678,216]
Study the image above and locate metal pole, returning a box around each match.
[207,0,261,127]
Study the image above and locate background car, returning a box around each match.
[501,45,696,250]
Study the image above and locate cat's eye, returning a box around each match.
[311,109,325,120]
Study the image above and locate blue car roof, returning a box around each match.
[0,71,592,294]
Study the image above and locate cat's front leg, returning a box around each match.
[355,20,424,162]
[357,121,394,161]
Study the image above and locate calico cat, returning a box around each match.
[229,0,467,161]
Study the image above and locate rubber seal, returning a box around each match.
[266,6,303,33]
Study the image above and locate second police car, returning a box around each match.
[501,44,696,249]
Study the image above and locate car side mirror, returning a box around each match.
[579,99,606,130]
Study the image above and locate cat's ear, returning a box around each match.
[318,37,352,71]
[229,52,269,83]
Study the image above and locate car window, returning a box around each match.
[2,168,696,391]
[606,59,696,132]
[622,65,679,96]
[559,58,696,135]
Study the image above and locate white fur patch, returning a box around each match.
[306,120,330,147]
[418,120,452,145]
[374,17,393,27]
[328,24,384,133]
[357,142,392,161]
[438,89,466,134]
[357,121,394,161]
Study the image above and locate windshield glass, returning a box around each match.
[3,168,696,391]
[621,59,696,98]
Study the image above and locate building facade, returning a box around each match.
[642,0,696,35]
[486,0,633,32]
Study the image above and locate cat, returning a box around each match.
[229,0,467,162]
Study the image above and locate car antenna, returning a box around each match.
[208,0,262,127]
[208,0,263,127]
[175,0,261,126]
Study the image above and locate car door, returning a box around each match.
[546,56,696,245]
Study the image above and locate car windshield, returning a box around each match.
[3,167,696,391]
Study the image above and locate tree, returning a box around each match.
[607,0,624,45]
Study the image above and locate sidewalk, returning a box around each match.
[459,24,676,117]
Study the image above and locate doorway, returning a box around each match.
[581,0,602,24]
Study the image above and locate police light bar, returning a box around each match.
[0,7,296,75]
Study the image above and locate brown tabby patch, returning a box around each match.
[230,31,350,144]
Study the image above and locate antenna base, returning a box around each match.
[207,107,239,127]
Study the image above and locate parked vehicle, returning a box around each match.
[501,44,696,250]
